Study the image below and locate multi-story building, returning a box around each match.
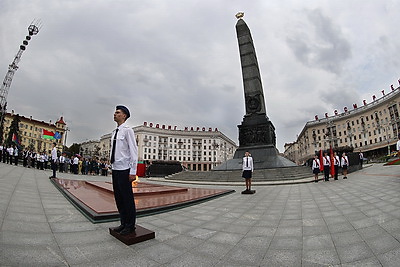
[99,122,238,171]
[2,110,66,152]
[285,85,400,164]
[80,140,101,159]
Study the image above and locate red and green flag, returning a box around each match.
[12,133,20,144]
[42,129,55,140]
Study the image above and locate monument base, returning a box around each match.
[213,145,296,170]
[241,189,256,194]
[109,225,155,245]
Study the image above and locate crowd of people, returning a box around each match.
[0,144,111,176]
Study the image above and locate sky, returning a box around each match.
[0,0,399,152]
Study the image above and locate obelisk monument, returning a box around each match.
[214,13,295,170]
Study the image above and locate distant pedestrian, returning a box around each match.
[59,153,65,172]
[13,146,18,165]
[8,146,13,165]
[0,143,3,162]
[312,154,320,183]
[359,151,364,167]
[341,152,349,179]
[242,151,254,191]
[72,155,79,174]
[396,136,400,156]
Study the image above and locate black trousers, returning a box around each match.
[324,165,330,181]
[51,161,57,177]
[112,169,136,228]
[334,165,339,180]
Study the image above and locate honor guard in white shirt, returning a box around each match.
[312,155,320,183]
[341,152,349,179]
[242,151,254,192]
[333,152,340,180]
[323,151,331,181]
[50,142,58,178]
[110,105,138,236]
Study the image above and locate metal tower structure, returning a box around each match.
[0,21,40,143]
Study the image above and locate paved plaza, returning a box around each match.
[0,162,399,266]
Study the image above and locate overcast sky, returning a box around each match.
[1,0,399,152]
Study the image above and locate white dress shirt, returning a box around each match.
[312,159,320,169]
[323,156,330,166]
[242,156,254,171]
[341,156,349,166]
[110,122,138,175]
[333,156,340,166]
[51,147,58,162]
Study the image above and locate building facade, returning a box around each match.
[80,140,101,159]
[2,111,66,152]
[99,122,238,171]
[285,85,400,165]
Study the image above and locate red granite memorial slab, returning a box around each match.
[109,225,155,246]
[51,178,234,222]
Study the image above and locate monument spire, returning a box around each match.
[236,14,267,117]
[213,13,296,170]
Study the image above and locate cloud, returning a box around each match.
[286,8,352,74]
[0,0,399,154]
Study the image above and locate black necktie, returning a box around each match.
[110,129,119,164]
[246,157,249,167]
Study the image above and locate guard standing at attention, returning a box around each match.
[110,105,138,236]
[323,151,331,181]
[242,151,254,192]
[333,152,340,180]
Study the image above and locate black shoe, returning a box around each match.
[343,176,347,179]
[120,226,136,236]
[111,224,125,233]
[49,176,55,179]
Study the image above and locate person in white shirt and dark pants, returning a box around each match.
[50,142,58,178]
[323,151,331,181]
[333,152,340,180]
[110,105,138,236]
[242,151,254,192]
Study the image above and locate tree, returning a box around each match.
[6,114,21,147]
[66,143,81,156]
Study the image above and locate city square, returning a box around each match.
[0,162,399,266]
[1,1,400,266]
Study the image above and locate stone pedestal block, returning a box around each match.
[109,225,155,246]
